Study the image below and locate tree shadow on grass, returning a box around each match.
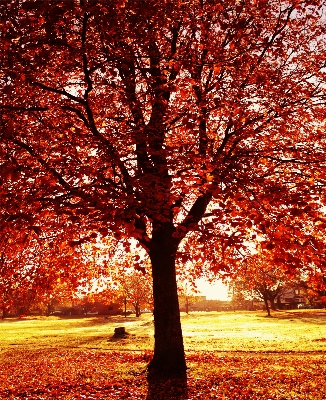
[42,315,141,330]
[146,370,188,400]
[266,310,326,324]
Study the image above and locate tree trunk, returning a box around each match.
[135,303,141,317]
[46,303,51,317]
[270,299,276,311]
[148,223,187,378]
[1,305,8,319]
[263,295,271,317]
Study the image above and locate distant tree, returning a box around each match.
[229,253,300,316]
[0,230,37,317]
[229,280,253,311]
[1,0,326,376]
[303,271,326,308]
[177,280,199,314]
[0,219,98,317]
[108,254,153,317]
[118,270,153,317]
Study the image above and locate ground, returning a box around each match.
[0,310,325,399]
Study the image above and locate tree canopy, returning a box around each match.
[1,0,326,376]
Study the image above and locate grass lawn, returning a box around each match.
[1,310,326,399]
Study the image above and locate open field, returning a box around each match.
[1,310,326,399]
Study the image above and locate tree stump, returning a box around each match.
[114,327,126,337]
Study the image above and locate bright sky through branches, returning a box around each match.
[196,278,229,300]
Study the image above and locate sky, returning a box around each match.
[195,278,229,301]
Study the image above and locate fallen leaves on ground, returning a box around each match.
[0,349,325,399]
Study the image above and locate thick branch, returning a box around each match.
[178,191,213,236]
[117,57,151,174]
[0,105,48,111]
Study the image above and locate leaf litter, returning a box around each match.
[1,311,326,399]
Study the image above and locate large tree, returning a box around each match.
[1,0,326,376]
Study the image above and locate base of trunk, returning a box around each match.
[148,354,187,379]
[146,368,188,399]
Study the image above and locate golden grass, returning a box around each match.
[1,310,326,399]
[1,310,325,353]
[181,310,326,352]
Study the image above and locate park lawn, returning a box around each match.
[0,310,326,399]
